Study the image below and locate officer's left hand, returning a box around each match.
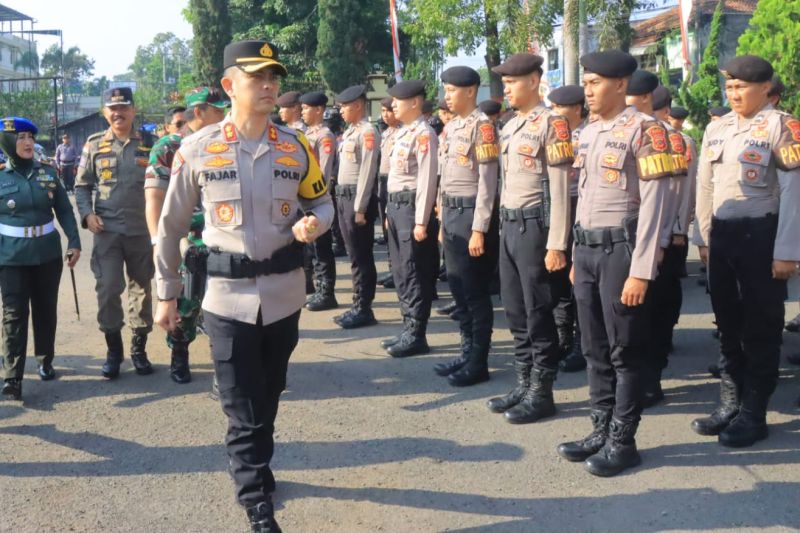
[544,250,566,272]
[772,260,798,280]
[620,276,649,306]
[65,249,80,268]
[672,235,687,246]
[468,231,485,257]
[355,212,367,226]
[293,215,321,243]
[413,224,427,242]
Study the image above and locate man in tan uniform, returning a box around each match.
[378,97,400,282]
[75,87,155,379]
[277,91,305,132]
[691,55,800,448]
[155,40,333,532]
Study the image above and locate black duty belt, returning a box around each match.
[388,190,415,205]
[442,194,476,209]
[335,184,357,200]
[573,225,627,247]
[206,240,304,279]
[499,206,543,222]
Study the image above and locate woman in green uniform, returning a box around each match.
[0,117,81,401]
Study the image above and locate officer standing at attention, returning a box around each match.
[75,87,156,379]
[276,91,306,132]
[692,55,800,448]
[378,97,401,282]
[0,118,81,401]
[382,80,439,357]
[299,91,339,312]
[144,86,228,383]
[332,85,380,329]
[548,84,588,373]
[155,40,332,533]
[433,66,500,387]
[556,50,672,477]
[482,54,573,423]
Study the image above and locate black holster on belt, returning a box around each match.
[622,214,638,251]
[182,245,209,301]
[206,240,304,279]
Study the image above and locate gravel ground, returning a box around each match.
[1,217,799,533]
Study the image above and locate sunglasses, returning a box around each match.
[171,120,187,128]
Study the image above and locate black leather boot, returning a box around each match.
[557,409,611,461]
[642,366,664,409]
[785,312,800,333]
[435,301,458,316]
[504,368,557,424]
[102,331,124,379]
[130,332,153,375]
[691,372,740,436]
[246,498,282,533]
[1,378,22,401]
[387,319,430,358]
[584,417,642,477]
[707,363,721,378]
[487,361,531,413]
[718,378,773,448]
[336,298,377,329]
[381,318,409,349]
[447,343,489,387]
[377,272,393,286]
[38,363,56,381]
[381,274,395,289]
[559,332,586,372]
[433,328,472,376]
[305,280,338,311]
[170,341,191,384]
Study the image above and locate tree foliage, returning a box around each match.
[187,0,232,86]
[0,84,54,136]
[125,32,195,113]
[40,45,95,82]
[737,0,800,117]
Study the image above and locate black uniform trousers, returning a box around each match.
[553,196,579,336]
[310,229,336,287]
[442,198,499,350]
[709,215,785,390]
[1,258,63,380]
[205,309,300,508]
[378,174,390,242]
[499,215,561,371]
[647,242,684,371]
[336,188,378,306]
[387,198,439,322]
[573,241,650,424]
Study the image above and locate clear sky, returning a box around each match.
[1,0,193,78]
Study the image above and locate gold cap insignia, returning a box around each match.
[259,43,273,58]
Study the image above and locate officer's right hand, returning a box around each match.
[155,299,180,332]
[772,260,798,280]
[86,214,105,234]
[698,246,709,265]
[569,265,575,285]
[413,224,427,242]
[620,277,649,306]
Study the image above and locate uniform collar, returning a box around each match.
[451,107,480,130]
[103,127,140,143]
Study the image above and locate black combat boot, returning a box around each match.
[785,312,800,333]
[642,366,664,409]
[557,324,574,357]
[102,331,124,379]
[377,272,393,287]
[691,372,740,436]
[38,363,56,381]
[584,417,641,477]
[707,363,721,378]
[718,378,773,448]
[487,361,531,413]
[246,498,282,533]
[504,368,557,424]
[170,341,191,384]
[433,328,472,376]
[381,318,409,349]
[557,409,612,462]
[130,332,153,375]
[435,301,458,316]
[336,295,377,329]
[448,343,490,387]
[381,274,395,289]
[305,281,338,311]
[1,378,22,401]
[387,319,430,358]
[559,331,586,372]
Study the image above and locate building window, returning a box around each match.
[548,49,559,71]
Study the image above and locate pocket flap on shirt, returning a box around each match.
[204,181,242,202]
[599,149,626,170]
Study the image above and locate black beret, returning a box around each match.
[709,106,731,117]
[276,91,302,108]
[478,100,502,115]
[722,55,773,83]
[548,85,585,106]
[380,97,394,109]
[223,40,287,76]
[335,85,367,104]
[437,99,450,112]
[491,53,544,76]
[668,106,689,119]
[652,86,672,111]
[387,80,426,100]
[626,70,659,96]
[103,87,134,107]
[441,66,481,87]
[422,100,434,113]
[581,50,637,78]
[299,91,328,107]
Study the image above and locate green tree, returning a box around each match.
[591,0,638,51]
[737,0,800,116]
[126,33,194,113]
[0,85,53,135]
[186,0,232,86]
[678,0,724,133]
[14,50,39,75]
[40,45,95,81]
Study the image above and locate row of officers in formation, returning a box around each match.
[1,38,799,533]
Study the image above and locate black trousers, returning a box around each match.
[1,258,63,380]
[336,192,378,306]
[442,202,498,349]
[647,242,684,370]
[553,196,579,335]
[310,228,336,286]
[709,215,786,387]
[378,174,389,242]
[574,242,650,423]
[59,164,76,191]
[205,309,300,508]
[499,217,561,371]
[387,200,438,322]
[329,183,345,250]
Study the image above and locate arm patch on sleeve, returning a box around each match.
[774,115,800,171]
[545,115,575,166]
[475,119,499,163]
[636,121,674,180]
[297,132,327,199]
[668,131,689,176]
